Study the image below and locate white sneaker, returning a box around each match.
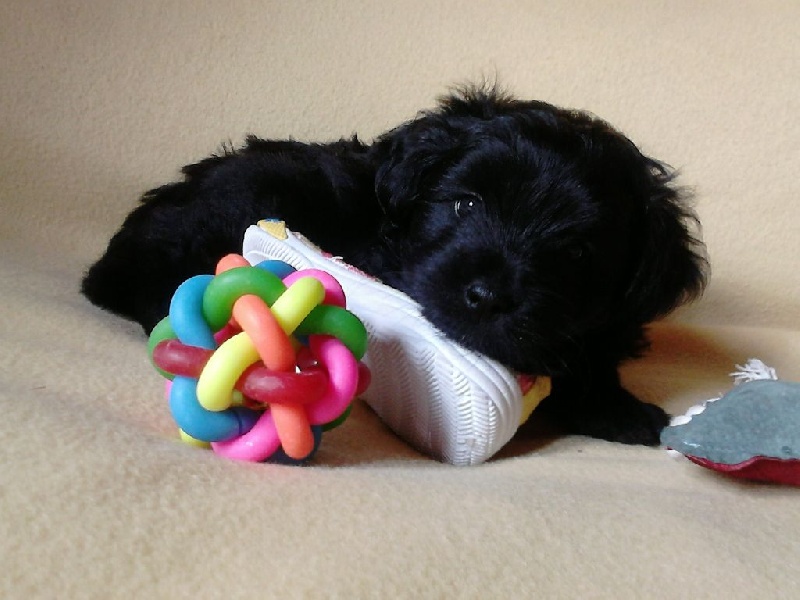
[242,220,551,466]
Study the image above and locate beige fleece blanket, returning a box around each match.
[2,2,798,597]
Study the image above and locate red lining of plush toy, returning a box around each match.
[684,455,800,486]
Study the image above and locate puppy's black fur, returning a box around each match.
[82,86,707,445]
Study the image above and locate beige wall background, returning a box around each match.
[2,0,798,329]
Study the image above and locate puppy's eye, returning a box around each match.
[568,244,590,261]
[454,194,481,217]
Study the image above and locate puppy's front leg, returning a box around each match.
[537,368,669,445]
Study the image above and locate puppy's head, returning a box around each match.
[372,86,707,375]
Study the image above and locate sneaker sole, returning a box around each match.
[242,220,550,465]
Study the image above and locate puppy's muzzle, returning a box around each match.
[463,277,515,317]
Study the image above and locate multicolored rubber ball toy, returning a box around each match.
[148,253,370,464]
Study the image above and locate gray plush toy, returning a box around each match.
[662,360,799,485]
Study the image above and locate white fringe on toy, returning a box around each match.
[730,358,778,385]
[666,359,778,457]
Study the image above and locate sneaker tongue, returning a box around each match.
[257,219,289,240]
[516,374,552,426]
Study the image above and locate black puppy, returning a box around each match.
[82,85,707,445]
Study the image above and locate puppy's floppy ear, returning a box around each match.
[373,115,467,220]
[622,158,708,324]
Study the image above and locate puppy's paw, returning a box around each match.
[591,398,670,446]
[538,381,670,446]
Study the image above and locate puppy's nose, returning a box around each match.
[464,280,513,315]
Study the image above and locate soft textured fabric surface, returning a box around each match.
[2,1,798,597]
